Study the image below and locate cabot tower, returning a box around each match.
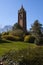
[18,6,27,31]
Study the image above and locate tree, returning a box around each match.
[12,23,22,30]
[30,20,42,44]
[0,33,2,40]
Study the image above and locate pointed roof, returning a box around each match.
[18,5,26,13]
[21,5,24,9]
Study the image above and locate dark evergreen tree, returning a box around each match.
[30,20,43,44]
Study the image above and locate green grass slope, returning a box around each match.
[0,41,43,65]
[0,41,31,56]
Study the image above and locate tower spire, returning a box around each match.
[21,5,23,8]
[21,5,24,9]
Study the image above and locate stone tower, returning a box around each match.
[18,6,27,31]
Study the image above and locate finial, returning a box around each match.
[21,5,23,9]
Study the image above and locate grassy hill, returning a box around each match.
[0,41,31,56]
[0,40,43,65]
[0,40,43,56]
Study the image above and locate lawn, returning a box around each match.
[0,41,43,65]
[0,40,43,57]
[0,41,36,56]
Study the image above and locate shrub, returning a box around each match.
[9,29,25,41]
[2,35,23,41]
[2,35,15,41]
[14,36,22,41]
[2,32,9,35]
[10,29,24,36]
[35,37,43,45]
[24,35,35,43]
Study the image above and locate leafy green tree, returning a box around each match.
[12,23,22,30]
[30,20,42,44]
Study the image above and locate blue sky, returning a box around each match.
[0,0,43,30]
